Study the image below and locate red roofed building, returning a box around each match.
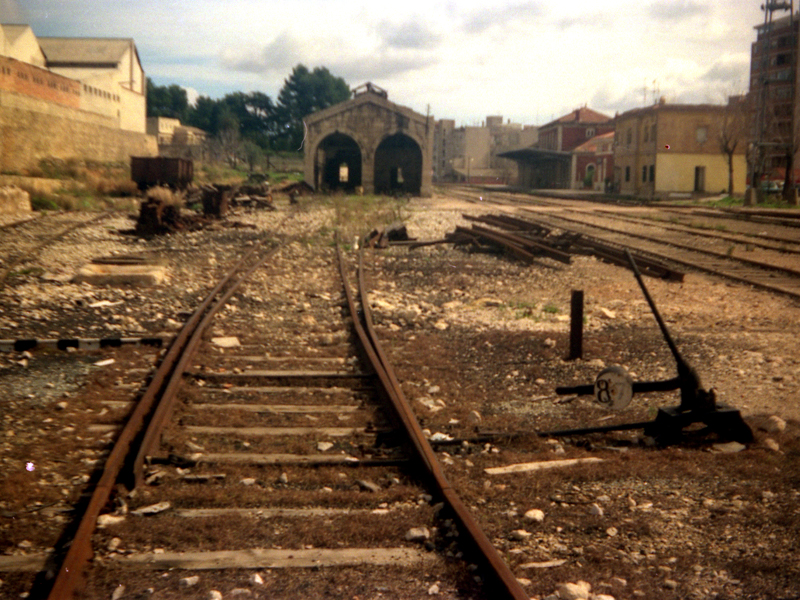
[572,131,615,191]
[500,107,614,189]
[538,107,614,153]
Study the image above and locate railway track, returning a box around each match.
[0,212,111,285]
[9,235,528,599]
[445,187,800,301]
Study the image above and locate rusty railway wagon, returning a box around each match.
[130,157,193,190]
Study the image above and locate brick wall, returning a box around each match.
[0,89,157,172]
[0,55,80,109]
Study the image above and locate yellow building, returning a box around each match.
[614,101,747,198]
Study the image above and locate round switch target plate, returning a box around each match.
[594,366,633,410]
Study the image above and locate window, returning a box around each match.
[642,166,648,182]
[586,128,596,138]
[644,126,649,143]
[625,166,631,182]
[649,165,655,182]
[696,126,708,144]
[626,129,632,145]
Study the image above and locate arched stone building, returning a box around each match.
[303,83,433,197]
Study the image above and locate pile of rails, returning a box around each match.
[411,213,684,281]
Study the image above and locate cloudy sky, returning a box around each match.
[2,0,767,126]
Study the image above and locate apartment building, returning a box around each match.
[614,100,746,198]
[433,116,537,184]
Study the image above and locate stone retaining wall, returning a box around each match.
[0,89,157,174]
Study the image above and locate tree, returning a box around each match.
[146,78,189,121]
[718,95,749,196]
[275,65,350,151]
[186,95,219,133]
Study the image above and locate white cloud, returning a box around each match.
[20,0,766,123]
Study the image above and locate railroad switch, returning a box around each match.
[554,251,753,446]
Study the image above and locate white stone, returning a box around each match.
[510,529,531,541]
[208,591,223,600]
[212,336,240,348]
[317,441,334,452]
[405,527,431,542]
[558,581,591,600]
[523,508,545,523]
[427,582,440,595]
[111,585,126,600]
[240,478,256,486]
[249,573,264,585]
[96,514,126,528]
[132,501,171,516]
[765,415,787,433]
[763,438,780,452]
[179,575,200,587]
[107,537,122,551]
[713,441,746,453]
[589,503,604,517]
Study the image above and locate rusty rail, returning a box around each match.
[45,240,274,599]
[337,243,528,600]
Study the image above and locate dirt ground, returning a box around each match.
[1,194,799,600]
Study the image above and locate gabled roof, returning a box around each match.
[573,131,615,153]
[305,83,427,126]
[543,107,612,128]
[38,37,134,67]
[1,24,34,45]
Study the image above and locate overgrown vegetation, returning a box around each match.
[17,159,139,212]
[329,194,407,243]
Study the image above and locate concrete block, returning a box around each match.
[72,263,167,287]
[0,186,32,215]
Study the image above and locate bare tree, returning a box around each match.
[718,95,750,196]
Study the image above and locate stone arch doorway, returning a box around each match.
[314,133,362,192]
[374,133,422,195]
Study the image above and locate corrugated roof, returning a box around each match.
[38,37,132,66]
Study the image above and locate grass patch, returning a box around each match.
[542,303,560,314]
[330,194,407,243]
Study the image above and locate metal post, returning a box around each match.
[569,290,584,361]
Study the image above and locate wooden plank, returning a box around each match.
[228,356,346,364]
[112,547,439,569]
[170,507,404,518]
[192,403,360,413]
[0,554,50,572]
[484,457,604,475]
[196,370,368,378]
[188,386,360,395]
[196,453,361,465]
[185,426,365,437]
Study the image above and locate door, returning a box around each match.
[694,166,706,192]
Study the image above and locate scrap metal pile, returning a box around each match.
[409,213,684,281]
